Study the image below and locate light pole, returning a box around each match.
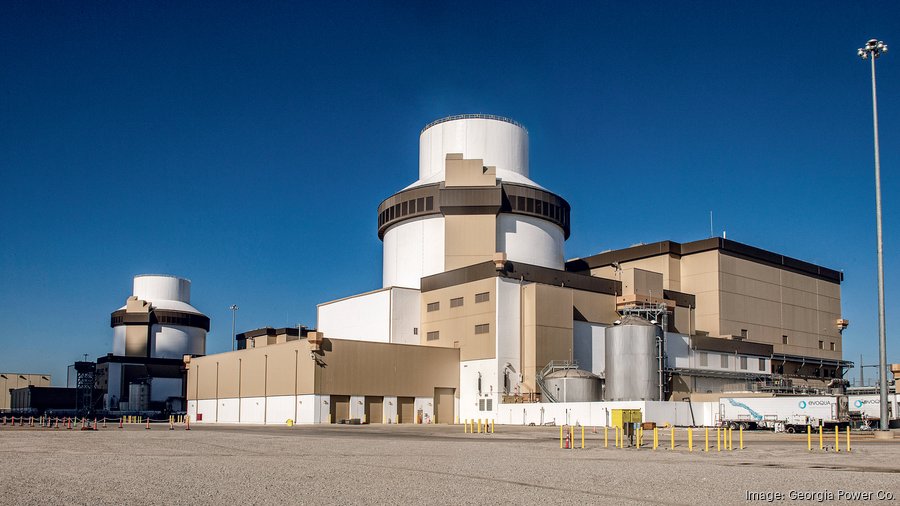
[229,304,239,351]
[857,38,890,432]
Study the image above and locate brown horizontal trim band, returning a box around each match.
[691,335,774,357]
[96,353,189,367]
[566,238,842,284]
[421,260,620,295]
[236,326,311,340]
[377,182,571,239]
[663,289,696,308]
[110,309,211,332]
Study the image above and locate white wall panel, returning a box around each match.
[197,399,216,423]
[217,398,239,423]
[317,289,391,343]
[496,278,521,396]
[459,359,499,422]
[383,396,398,424]
[497,214,564,270]
[240,397,265,424]
[382,215,444,289]
[152,325,206,358]
[390,288,421,345]
[573,321,607,376]
[265,395,296,425]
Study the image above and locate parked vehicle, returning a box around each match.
[718,396,849,432]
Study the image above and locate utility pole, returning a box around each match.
[857,38,890,432]
[230,304,239,351]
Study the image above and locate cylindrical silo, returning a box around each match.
[604,316,661,401]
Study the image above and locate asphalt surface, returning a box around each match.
[1,422,899,505]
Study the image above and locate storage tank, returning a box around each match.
[542,368,603,402]
[604,316,661,401]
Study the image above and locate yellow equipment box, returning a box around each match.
[611,409,643,428]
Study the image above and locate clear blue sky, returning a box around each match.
[1,1,897,385]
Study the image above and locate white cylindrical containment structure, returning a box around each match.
[418,114,529,183]
[379,115,569,288]
[111,275,209,359]
[604,316,661,401]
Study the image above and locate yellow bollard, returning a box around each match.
[705,427,709,452]
[570,426,575,450]
[464,419,468,433]
[688,427,693,452]
[477,419,481,434]
[740,427,744,450]
[835,426,840,453]
[819,425,823,450]
[808,425,812,451]
[560,425,563,448]
[491,420,494,434]
[729,427,733,451]
[653,427,658,450]
[615,426,619,448]
[671,426,675,450]
[604,426,608,448]
[717,428,721,452]
[846,426,851,452]
[581,426,585,449]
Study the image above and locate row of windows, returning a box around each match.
[423,323,491,341]
[378,196,435,227]
[508,194,569,226]
[698,352,767,372]
[426,292,490,312]
[818,340,837,351]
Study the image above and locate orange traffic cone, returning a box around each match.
[145,417,151,430]
[185,416,190,431]
[93,419,98,431]
[169,417,174,430]
[118,417,123,429]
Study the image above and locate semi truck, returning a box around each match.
[718,396,849,432]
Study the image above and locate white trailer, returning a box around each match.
[719,396,849,432]
[848,394,898,421]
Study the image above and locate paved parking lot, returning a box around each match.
[1,423,898,505]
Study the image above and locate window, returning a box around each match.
[759,358,766,371]
[740,329,748,338]
[426,331,439,341]
[740,357,748,370]
[425,196,434,211]
[478,399,493,411]
[818,340,824,350]
[450,297,464,308]
[413,327,418,335]
[475,292,490,303]
[427,302,440,312]
[417,197,424,212]
[782,335,788,345]
[475,323,490,335]
[698,352,708,367]
[720,354,729,368]
[830,342,836,351]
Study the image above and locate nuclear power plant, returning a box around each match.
[3,114,893,427]
[179,114,895,427]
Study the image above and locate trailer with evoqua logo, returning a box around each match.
[848,394,898,422]
[718,396,849,432]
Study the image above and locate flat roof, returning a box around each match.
[565,238,842,283]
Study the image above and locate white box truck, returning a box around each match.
[718,396,849,432]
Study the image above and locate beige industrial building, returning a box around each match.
[186,115,852,426]
[1,373,51,412]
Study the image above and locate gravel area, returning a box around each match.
[1,423,898,505]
